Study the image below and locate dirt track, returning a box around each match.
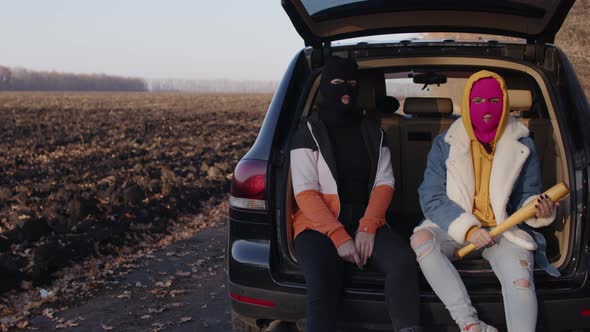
[27,219,232,332]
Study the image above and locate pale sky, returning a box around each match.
[0,1,305,81]
[0,1,423,81]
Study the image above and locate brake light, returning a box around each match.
[230,159,267,210]
[230,292,275,307]
[581,309,590,317]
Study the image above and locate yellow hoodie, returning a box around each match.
[461,70,510,239]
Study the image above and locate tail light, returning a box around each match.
[229,292,275,307]
[230,159,267,210]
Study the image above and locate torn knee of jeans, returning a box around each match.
[519,258,532,271]
[513,278,533,289]
[412,241,434,260]
[410,230,434,248]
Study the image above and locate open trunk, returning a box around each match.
[271,42,581,295]
[282,0,575,45]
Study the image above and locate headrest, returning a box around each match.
[379,96,400,114]
[357,70,386,112]
[508,90,532,111]
[403,97,453,116]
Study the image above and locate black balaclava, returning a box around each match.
[318,56,362,127]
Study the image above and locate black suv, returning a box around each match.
[226,1,590,331]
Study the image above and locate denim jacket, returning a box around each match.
[416,116,559,276]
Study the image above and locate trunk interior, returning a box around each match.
[275,47,575,293]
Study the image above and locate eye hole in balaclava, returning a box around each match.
[318,56,361,127]
[469,77,504,144]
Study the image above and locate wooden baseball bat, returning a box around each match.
[455,182,569,259]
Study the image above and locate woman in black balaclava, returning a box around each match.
[290,56,422,332]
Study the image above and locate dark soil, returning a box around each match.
[0,93,269,293]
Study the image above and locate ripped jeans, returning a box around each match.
[411,227,536,332]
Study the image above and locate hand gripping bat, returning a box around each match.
[455,182,570,259]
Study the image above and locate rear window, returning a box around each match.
[300,0,548,19]
[301,0,364,16]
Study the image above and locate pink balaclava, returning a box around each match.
[469,77,504,144]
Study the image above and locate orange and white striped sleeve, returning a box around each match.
[358,133,394,234]
[290,125,351,248]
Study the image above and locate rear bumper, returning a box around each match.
[229,278,590,331]
[228,280,454,330]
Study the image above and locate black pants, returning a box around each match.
[294,204,420,332]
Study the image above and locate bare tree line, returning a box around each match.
[0,66,147,92]
[0,66,277,93]
[0,66,10,90]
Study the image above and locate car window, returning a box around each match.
[301,0,365,15]
[385,74,467,115]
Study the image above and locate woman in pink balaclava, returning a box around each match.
[409,70,559,332]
